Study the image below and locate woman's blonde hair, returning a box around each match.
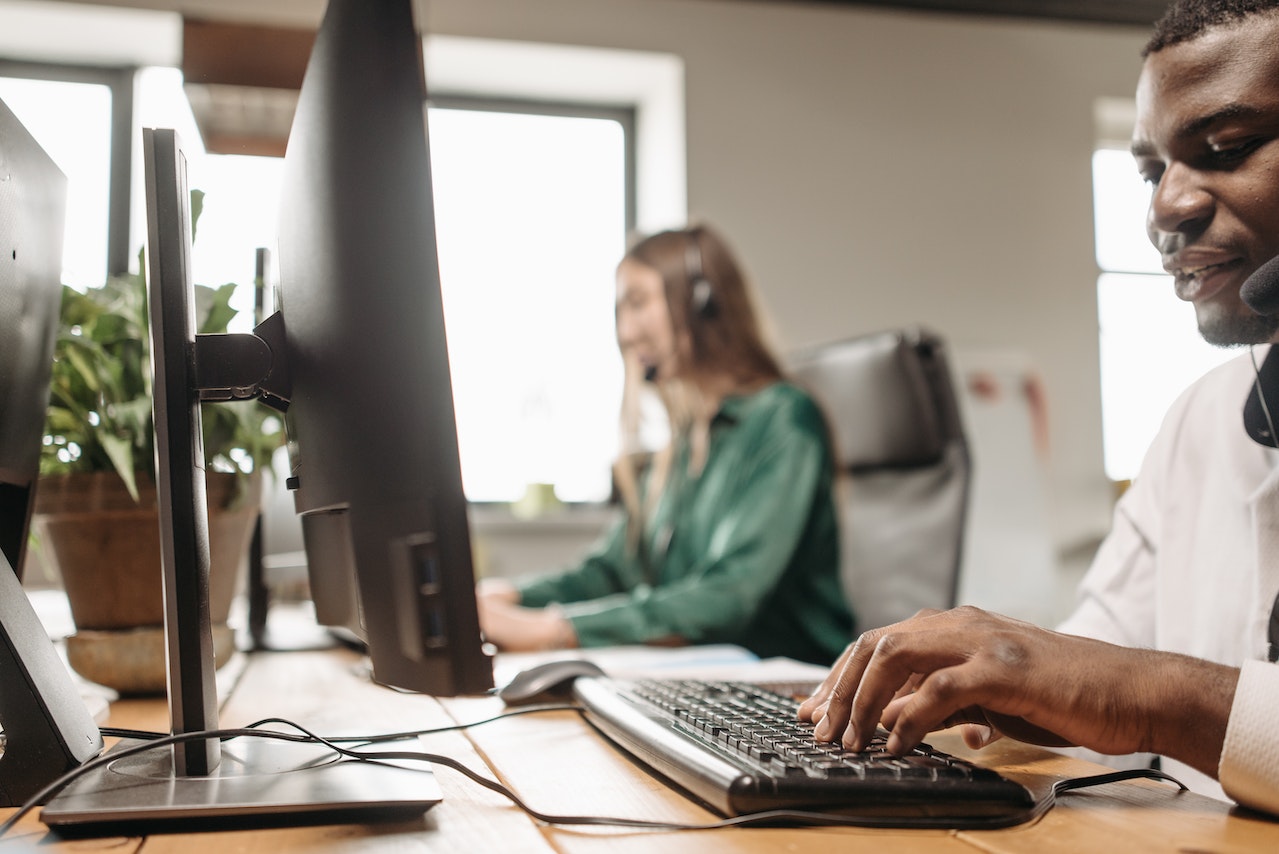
[612,224,785,551]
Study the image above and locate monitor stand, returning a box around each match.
[40,128,441,835]
[39,735,441,836]
[0,552,103,806]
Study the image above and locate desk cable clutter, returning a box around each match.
[0,704,1188,839]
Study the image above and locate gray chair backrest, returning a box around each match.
[789,328,970,631]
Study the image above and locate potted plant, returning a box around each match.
[31,191,283,694]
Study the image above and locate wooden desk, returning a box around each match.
[3,648,1277,852]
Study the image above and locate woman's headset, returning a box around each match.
[684,230,718,319]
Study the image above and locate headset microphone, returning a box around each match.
[1241,254,1279,316]
[1241,255,1279,447]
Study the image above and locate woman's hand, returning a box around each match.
[476,580,578,652]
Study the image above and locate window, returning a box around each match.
[428,103,629,503]
[1093,147,1237,482]
[0,72,113,289]
[5,63,631,506]
[123,68,282,335]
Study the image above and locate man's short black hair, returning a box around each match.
[1144,0,1279,56]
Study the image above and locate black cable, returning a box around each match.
[4,707,578,839]
[96,702,584,744]
[2,713,1191,838]
[337,745,1186,831]
[1051,767,1187,797]
[0,725,337,838]
[1251,344,1279,443]
[97,726,167,741]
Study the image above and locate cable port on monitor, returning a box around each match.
[408,536,448,649]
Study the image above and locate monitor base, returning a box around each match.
[41,736,441,836]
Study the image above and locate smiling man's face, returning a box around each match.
[1132,11,1279,346]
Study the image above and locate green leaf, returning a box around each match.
[99,432,140,502]
[63,345,103,394]
[196,282,240,335]
[42,188,282,496]
[190,189,205,243]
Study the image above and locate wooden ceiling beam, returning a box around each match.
[181,18,314,157]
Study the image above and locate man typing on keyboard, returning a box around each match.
[799,608,1273,813]
[802,0,1279,819]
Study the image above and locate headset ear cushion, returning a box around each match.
[691,276,717,318]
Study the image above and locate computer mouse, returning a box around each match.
[496,658,606,705]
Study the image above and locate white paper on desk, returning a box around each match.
[494,644,829,690]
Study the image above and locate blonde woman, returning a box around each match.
[478,225,852,665]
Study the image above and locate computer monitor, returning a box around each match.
[0,98,64,579]
[0,94,104,806]
[277,0,493,698]
[38,0,490,833]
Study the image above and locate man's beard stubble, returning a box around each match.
[1198,310,1279,348]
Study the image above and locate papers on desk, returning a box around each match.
[493,644,830,692]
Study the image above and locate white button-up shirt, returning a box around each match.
[1057,350,1279,814]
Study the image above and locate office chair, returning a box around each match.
[789,327,971,631]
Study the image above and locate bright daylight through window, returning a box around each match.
[4,67,628,506]
[0,76,111,290]
[1093,147,1238,483]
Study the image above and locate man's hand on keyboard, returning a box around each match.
[794,606,1237,779]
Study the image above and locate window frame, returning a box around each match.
[0,59,136,278]
[428,93,638,239]
[2,58,639,506]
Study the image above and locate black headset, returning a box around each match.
[684,230,718,319]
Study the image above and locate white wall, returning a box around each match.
[420,0,1148,564]
[8,0,1157,612]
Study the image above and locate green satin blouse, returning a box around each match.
[516,381,853,665]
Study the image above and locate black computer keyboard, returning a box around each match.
[572,676,1038,828]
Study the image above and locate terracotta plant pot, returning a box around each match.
[32,470,261,694]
